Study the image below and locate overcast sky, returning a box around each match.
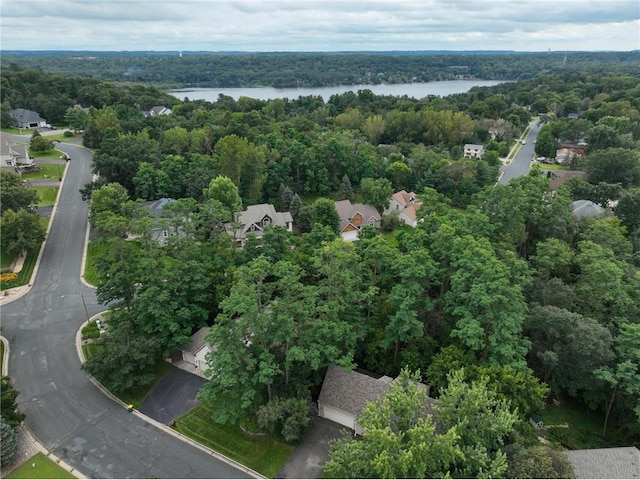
[1,0,638,52]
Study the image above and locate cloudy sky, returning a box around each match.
[1,0,638,52]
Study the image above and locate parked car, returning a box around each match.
[522,140,527,145]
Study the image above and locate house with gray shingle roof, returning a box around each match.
[318,365,433,435]
[180,327,213,371]
[572,199,605,219]
[226,203,293,247]
[10,108,47,129]
[334,199,381,242]
[565,447,640,479]
[0,134,31,169]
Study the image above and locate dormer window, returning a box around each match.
[262,216,271,228]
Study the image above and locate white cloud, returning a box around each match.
[1,0,638,51]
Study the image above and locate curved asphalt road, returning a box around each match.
[1,140,250,479]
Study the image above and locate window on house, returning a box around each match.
[162,229,169,237]
[262,217,271,227]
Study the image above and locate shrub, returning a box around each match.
[257,397,313,443]
[0,416,18,467]
[63,130,74,138]
[82,322,101,339]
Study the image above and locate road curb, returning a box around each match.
[0,335,89,479]
[76,316,264,479]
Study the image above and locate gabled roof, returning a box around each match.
[231,203,293,238]
[572,199,604,219]
[548,170,588,191]
[319,365,434,421]
[390,190,423,221]
[0,134,30,165]
[143,198,175,216]
[318,365,393,418]
[335,199,381,232]
[182,327,212,355]
[463,143,484,150]
[565,447,640,479]
[10,108,46,125]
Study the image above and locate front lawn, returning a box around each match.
[5,452,76,479]
[173,403,294,478]
[34,187,59,207]
[28,148,64,159]
[21,164,65,181]
[83,239,111,287]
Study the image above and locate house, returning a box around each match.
[547,170,588,191]
[555,147,583,164]
[335,199,381,242]
[9,108,47,129]
[0,134,31,169]
[463,143,485,159]
[125,198,180,244]
[572,200,605,219]
[565,447,640,479]
[385,190,423,227]
[317,365,433,435]
[226,203,293,246]
[180,327,213,372]
[145,106,173,117]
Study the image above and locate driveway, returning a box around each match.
[276,418,344,479]
[139,367,207,424]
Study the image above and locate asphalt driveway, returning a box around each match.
[276,418,345,479]
[139,367,207,424]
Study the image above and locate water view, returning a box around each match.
[168,79,507,102]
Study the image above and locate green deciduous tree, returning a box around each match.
[435,369,518,478]
[359,177,393,214]
[0,170,39,214]
[586,148,640,188]
[505,444,574,479]
[256,397,312,442]
[0,208,46,258]
[64,107,89,132]
[29,134,53,152]
[324,369,463,479]
[203,175,242,214]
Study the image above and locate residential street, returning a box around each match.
[1,137,251,479]
[499,122,541,184]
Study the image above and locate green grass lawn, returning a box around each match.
[5,452,75,479]
[173,403,294,478]
[34,187,59,207]
[28,148,64,159]
[1,248,14,269]
[83,239,110,286]
[21,164,65,181]
[540,399,629,449]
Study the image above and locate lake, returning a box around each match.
[168,79,507,102]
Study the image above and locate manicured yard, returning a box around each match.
[5,452,75,479]
[34,186,59,207]
[173,403,294,478]
[21,164,65,181]
[28,148,64,159]
[84,238,141,287]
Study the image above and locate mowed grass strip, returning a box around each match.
[34,186,58,207]
[5,452,76,479]
[21,163,65,180]
[173,403,294,478]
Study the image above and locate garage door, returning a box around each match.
[342,230,358,242]
[322,406,355,430]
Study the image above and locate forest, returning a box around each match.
[1,50,639,88]
[1,61,639,478]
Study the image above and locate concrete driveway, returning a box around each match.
[276,418,345,479]
[139,367,207,424]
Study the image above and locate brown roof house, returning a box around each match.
[565,447,640,479]
[334,199,381,242]
[226,203,293,246]
[547,170,588,191]
[317,365,433,435]
[385,190,423,227]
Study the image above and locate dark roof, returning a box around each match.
[565,447,640,479]
[182,327,211,354]
[9,108,46,125]
[548,170,588,190]
[143,198,175,216]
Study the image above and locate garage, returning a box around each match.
[319,405,355,431]
[341,229,359,242]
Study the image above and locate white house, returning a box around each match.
[463,143,485,159]
[385,190,423,227]
[145,106,173,117]
[180,327,213,372]
[0,134,31,169]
